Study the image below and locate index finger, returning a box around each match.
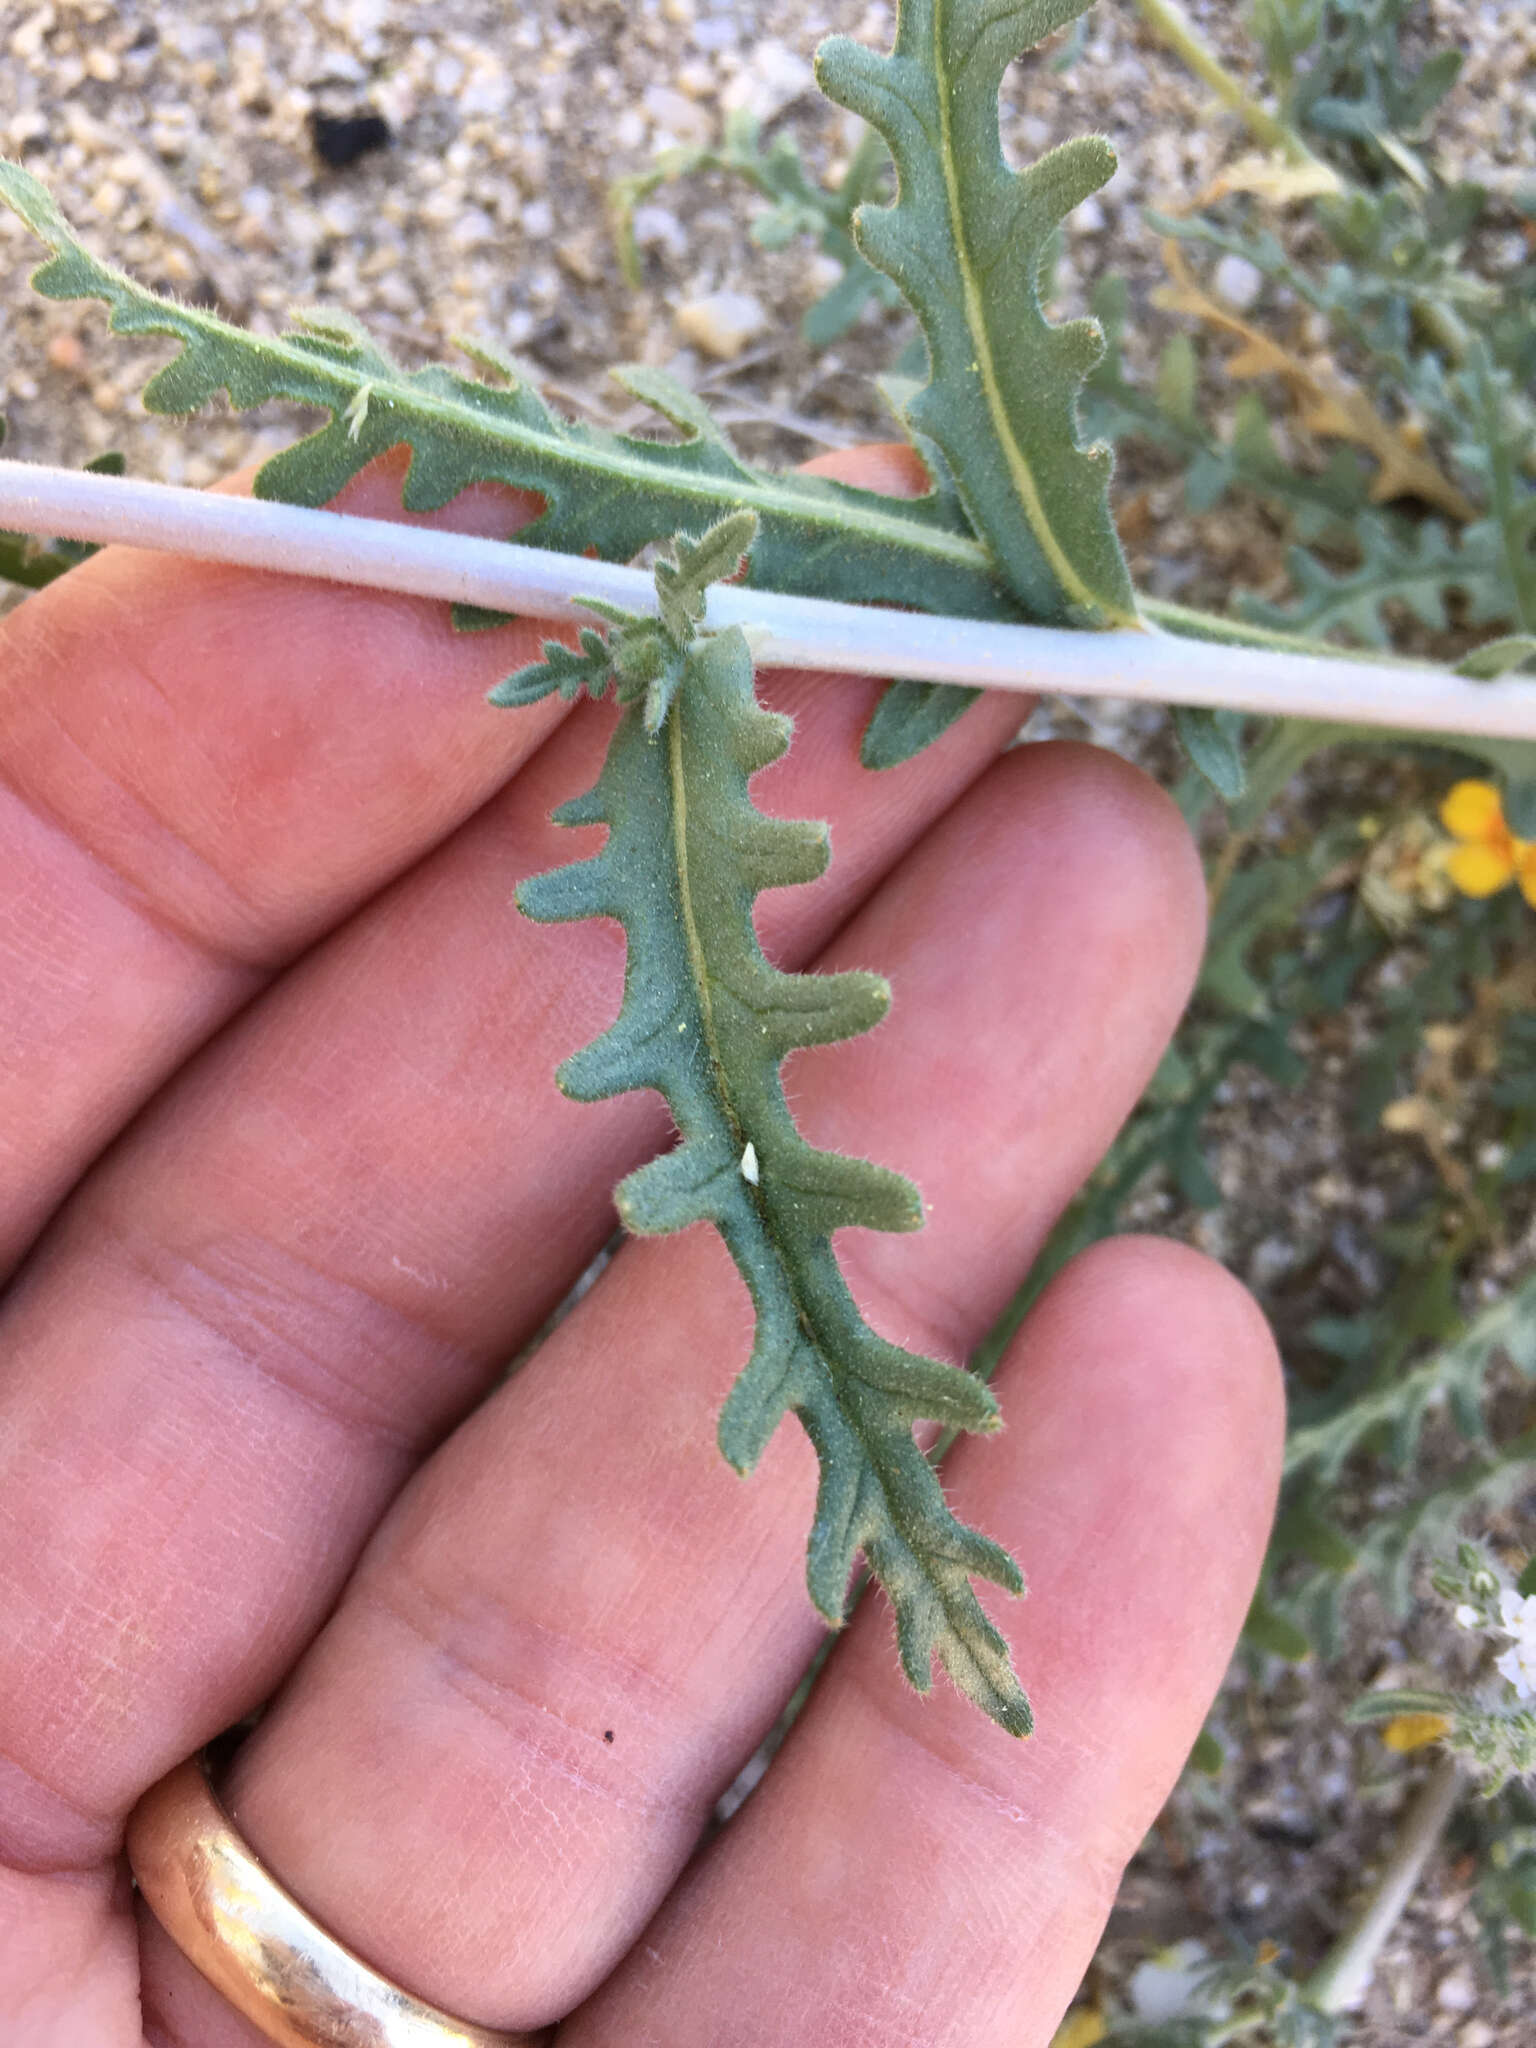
[0,449,555,1278]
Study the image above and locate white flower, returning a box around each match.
[1492,1587,1536,1701]
[1455,1604,1481,1630]
[1495,1645,1535,1699]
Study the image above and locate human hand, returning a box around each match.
[0,443,1282,2046]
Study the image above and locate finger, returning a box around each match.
[0,450,555,1278]
[0,531,1025,2028]
[563,1237,1284,2047]
[0,439,939,1281]
[134,741,1208,2041]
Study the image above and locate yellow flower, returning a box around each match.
[1050,2010,1107,2048]
[1439,781,1536,908]
[1381,1711,1452,1753]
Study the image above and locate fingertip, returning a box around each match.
[993,740,1208,1000]
[795,440,934,499]
[985,1230,1285,1730]
[1033,1232,1286,1497]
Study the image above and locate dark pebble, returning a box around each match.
[308,110,392,170]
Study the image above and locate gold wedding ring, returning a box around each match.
[127,1756,540,2047]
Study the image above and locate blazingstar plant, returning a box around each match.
[0,0,1529,1743]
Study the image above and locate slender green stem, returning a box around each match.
[1145,597,1422,668]
[1205,716,1338,910]
[1306,1755,1461,2014]
[1127,0,1320,168]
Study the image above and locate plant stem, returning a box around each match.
[2,459,1534,741]
[1127,0,1322,168]
[1306,1755,1461,2015]
[1205,716,1339,910]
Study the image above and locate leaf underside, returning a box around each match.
[816,0,1139,629]
[518,628,1032,1736]
[860,676,983,769]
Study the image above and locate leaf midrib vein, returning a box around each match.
[79,244,995,578]
[666,691,964,1613]
[931,0,1125,623]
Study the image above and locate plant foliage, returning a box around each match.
[0,159,1020,633]
[1,0,1532,1775]
[610,110,902,347]
[1284,1269,1536,1486]
[816,0,1139,628]
[512,523,1030,1733]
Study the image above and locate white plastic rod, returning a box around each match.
[2,458,1533,741]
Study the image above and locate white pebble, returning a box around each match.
[632,204,687,258]
[1214,253,1264,311]
[721,40,814,124]
[675,289,766,359]
[644,83,711,147]
[1435,1972,1477,2014]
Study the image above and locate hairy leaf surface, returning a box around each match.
[859,677,982,769]
[816,0,1139,628]
[0,160,1019,626]
[517,627,1031,1734]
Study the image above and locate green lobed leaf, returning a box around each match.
[1174,706,1248,802]
[492,514,761,734]
[1457,635,1536,681]
[488,627,615,709]
[1239,516,1509,648]
[859,678,981,769]
[0,158,1021,627]
[1284,1269,1536,1485]
[815,0,1139,628]
[516,624,1031,1735]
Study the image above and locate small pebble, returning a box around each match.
[631,205,687,259]
[1435,1971,1477,2014]
[308,109,391,170]
[46,331,84,373]
[1213,252,1264,311]
[644,83,711,148]
[675,289,767,359]
[721,40,814,124]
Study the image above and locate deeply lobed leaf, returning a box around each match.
[517,626,1032,1735]
[493,514,761,733]
[816,0,1139,628]
[0,159,1020,627]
